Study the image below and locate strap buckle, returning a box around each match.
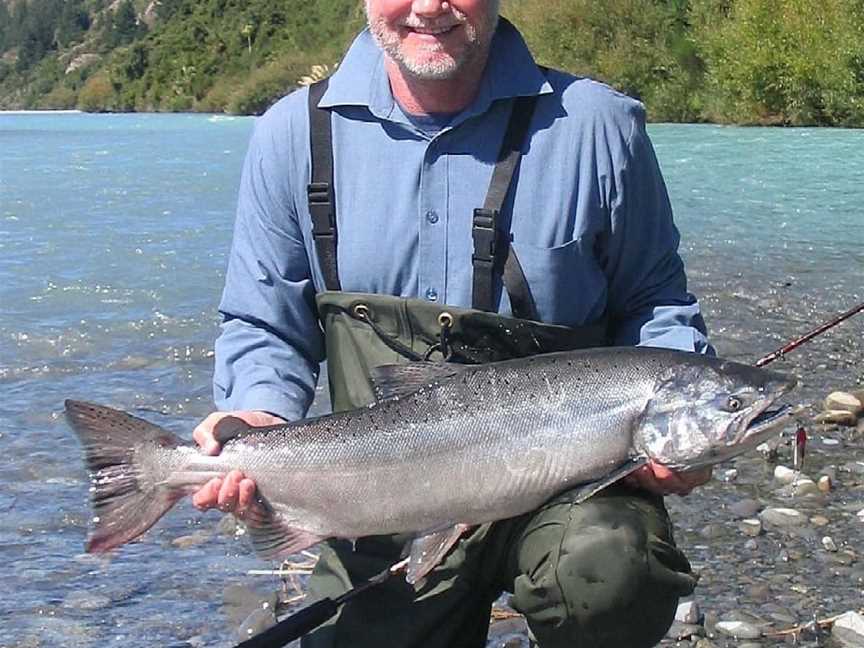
[307,181,334,236]
[471,208,499,265]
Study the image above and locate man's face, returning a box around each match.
[366,0,500,80]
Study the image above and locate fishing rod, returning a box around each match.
[231,300,864,648]
[755,300,864,367]
[755,299,864,471]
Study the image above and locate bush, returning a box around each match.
[77,72,114,111]
[692,0,864,125]
[38,84,78,108]
[225,57,309,115]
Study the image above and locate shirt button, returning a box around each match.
[425,287,438,302]
[425,209,439,224]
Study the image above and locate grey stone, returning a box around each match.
[739,518,763,537]
[236,605,278,642]
[843,461,864,476]
[223,585,279,627]
[816,410,859,426]
[774,465,797,485]
[172,532,209,548]
[824,391,863,415]
[811,515,830,526]
[728,499,762,518]
[832,611,864,647]
[792,477,821,497]
[676,600,701,624]
[719,468,738,482]
[715,621,762,639]
[760,507,808,527]
[700,523,725,539]
[667,621,704,640]
[818,475,833,493]
[746,584,771,601]
[62,590,112,610]
[822,536,839,552]
[703,611,718,637]
[694,640,719,648]
[821,466,839,482]
[832,552,855,566]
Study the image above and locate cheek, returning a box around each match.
[451,0,497,26]
[366,0,411,23]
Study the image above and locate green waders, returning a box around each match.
[301,79,697,647]
[301,292,698,648]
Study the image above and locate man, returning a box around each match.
[193,1,713,646]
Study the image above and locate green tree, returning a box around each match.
[504,0,704,120]
[0,1,10,52]
[693,0,864,124]
[108,0,144,47]
[57,0,91,47]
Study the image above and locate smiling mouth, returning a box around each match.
[405,25,459,36]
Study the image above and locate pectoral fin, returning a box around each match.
[241,500,326,560]
[564,457,649,504]
[406,523,471,585]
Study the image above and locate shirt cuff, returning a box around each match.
[217,385,310,422]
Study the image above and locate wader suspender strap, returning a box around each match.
[471,95,539,320]
[307,79,342,291]
[307,80,539,315]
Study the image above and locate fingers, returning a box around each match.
[624,462,708,497]
[193,411,230,456]
[193,411,288,456]
[191,470,259,515]
[649,462,692,495]
[192,476,223,510]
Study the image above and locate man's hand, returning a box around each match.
[624,461,712,496]
[191,411,285,514]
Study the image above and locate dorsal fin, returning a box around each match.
[369,362,468,401]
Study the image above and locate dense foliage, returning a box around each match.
[1,0,863,125]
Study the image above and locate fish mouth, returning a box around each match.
[734,403,796,446]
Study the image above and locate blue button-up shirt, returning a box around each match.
[214,20,711,420]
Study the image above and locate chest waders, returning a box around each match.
[299,80,697,648]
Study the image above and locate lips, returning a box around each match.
[403,23,460,37]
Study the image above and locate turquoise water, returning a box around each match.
[1,113,862,646]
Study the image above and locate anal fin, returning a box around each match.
[564,457,648,504]
[406,523,471,585]
[241,500,326,560]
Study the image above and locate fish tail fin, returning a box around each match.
[65,400,185,553]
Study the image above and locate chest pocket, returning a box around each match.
[510,236,607,327]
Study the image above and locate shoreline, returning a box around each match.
[2,108,862,129]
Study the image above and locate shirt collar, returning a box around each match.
[318,17,553,125]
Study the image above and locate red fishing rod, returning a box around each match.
[755,299,864,471]
[755,300,864,367]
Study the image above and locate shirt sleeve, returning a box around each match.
[603,106,714,355]
[213,112,325,420]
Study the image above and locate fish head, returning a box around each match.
[634,357,797,470]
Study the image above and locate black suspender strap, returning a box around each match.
[307,79,342,291]
[471,94,539,320]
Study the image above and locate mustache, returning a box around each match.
[399,11,467,30]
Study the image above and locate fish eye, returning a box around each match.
[726,396,742,412]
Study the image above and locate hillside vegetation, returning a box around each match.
[1,0,864,125]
